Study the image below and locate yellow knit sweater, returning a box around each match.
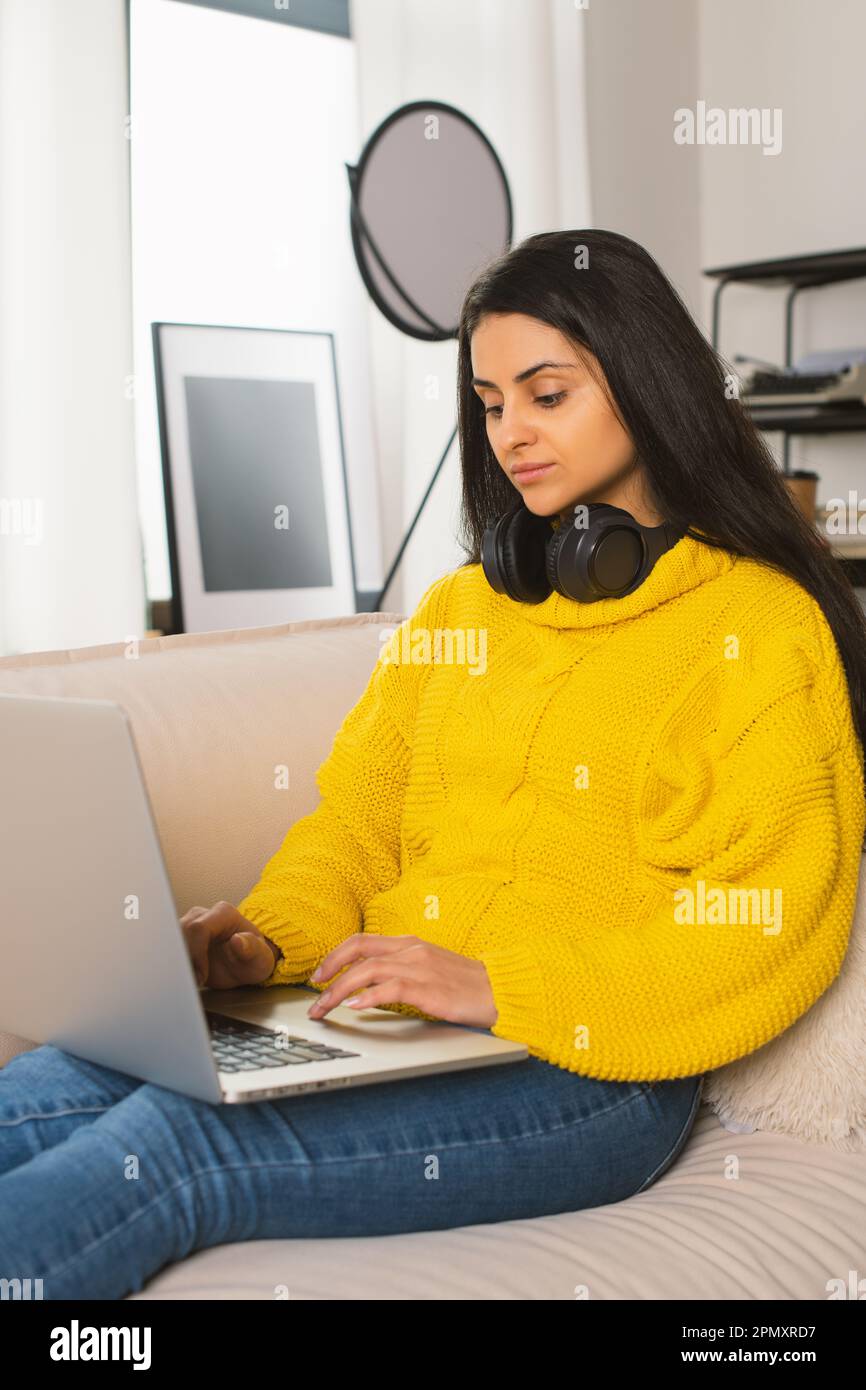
[237,531,865,1082]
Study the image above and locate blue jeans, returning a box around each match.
[0,1041,703,1300]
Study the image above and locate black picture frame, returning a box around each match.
[152,320,358,635]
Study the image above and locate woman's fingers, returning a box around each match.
[308,945,427,1018]
[213,931,276,989]
[180,906,237,995]
[308,944,495,1029]
[311,932,419,987]
[338,978,414,1013]
[179,901,276,990]
[182,916,214,988]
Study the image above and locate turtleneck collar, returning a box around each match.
[492,531,737,630]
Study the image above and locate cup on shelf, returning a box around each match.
[783,469,819,523]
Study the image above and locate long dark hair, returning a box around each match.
[455,227,866,766]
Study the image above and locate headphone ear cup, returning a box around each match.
[545,521,571,597]
[551,507,654,602]
[481,503,554,603]
[546,506,643,602]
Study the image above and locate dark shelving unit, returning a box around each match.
[704,246,866,366]
[703,247,866,587]
[746,403,866,434]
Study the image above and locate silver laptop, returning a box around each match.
[0,694,528,1103]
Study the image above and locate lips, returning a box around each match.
[511,462,556,481]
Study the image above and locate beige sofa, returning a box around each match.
[1,610,864,1301]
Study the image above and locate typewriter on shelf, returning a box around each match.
[736,347,866,409]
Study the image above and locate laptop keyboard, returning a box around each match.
[205,1010,361,1072]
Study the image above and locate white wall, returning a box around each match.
[349,0,593,611]
[582,0,702,319]
[0,0,143,656]
[583,0,866,517]
[698,0,866,507]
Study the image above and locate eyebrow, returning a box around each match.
[471,360,576,390]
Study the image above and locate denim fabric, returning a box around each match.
[0,1042,703,1300]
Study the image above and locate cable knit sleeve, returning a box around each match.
[236,571,455,987]
[475,621,866,1081]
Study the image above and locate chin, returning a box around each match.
[517,488,570,519]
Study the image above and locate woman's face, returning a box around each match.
[470,311,663,526]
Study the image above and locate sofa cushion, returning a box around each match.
[124,1104,866,1300]
[704,850,866,1151]
[0,614,402,917]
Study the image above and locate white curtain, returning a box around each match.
[0,0,143,656]
[0,0,593,653]
[348,0,592,610]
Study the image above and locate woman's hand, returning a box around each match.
[307,934,499,1028]
[180,901,282,990]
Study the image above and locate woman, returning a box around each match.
[2,229,865,1299]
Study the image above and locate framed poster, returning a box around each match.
[152,322,357,633]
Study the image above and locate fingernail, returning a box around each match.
[310,966,322,981]
[344,996,363,1008]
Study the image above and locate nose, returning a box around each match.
[496,398,537,452]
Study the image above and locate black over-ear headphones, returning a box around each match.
[481,501,686,605]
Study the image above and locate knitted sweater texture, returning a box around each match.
[237,532,865,1081]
